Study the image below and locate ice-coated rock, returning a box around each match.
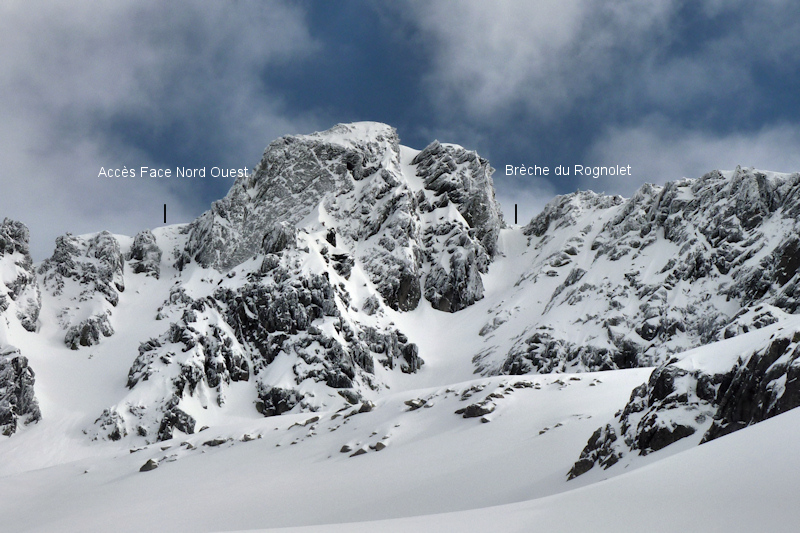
[127,230,162,279]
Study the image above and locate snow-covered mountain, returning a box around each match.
[1,122,799,532]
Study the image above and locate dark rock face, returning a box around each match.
[256,386,300,417]
[127,230,162,279]
[568,362,718,479]
[703,335,800,442]
[139,459,158,472]
[64,313,114,350]
[499,330,636,375]
[455,400,496,419]
[0,219,31,257]
[157,402,196,441]
[570,325,800,478]
[0,219,41,332]
[0,220,41,437]
[423,230,486,312]
[0,353,41,436]
[568,424,619,478]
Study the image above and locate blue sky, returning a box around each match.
[2,1,800,259]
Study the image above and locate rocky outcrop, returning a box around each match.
[412,140,504,257]
[0,352,41,436]
[0,219,41,332]
[127,230,162,279]
[64,313,114,350]
[702,333,800,442]
[261,222,297,255]
[40,231,124,303]
[569,324,800,478]
[95,237,423,440]
[256,385,300,417]
[183,123,396,271]
[478,168,800,375]
[180,123,504,317]
[39,231,125,348]
[0,220,41,437]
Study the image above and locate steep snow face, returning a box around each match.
[474,167,800,375]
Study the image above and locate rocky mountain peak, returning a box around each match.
[183,122,403,272]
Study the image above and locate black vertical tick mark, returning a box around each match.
[164,204,166,224]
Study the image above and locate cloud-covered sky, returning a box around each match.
[2,0,799,258]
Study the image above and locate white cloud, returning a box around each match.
[0,1,319,259]
[395,0,678,121]
[580,119,800,196]
[395,1,800,124]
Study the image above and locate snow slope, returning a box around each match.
[242,405,800,533]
